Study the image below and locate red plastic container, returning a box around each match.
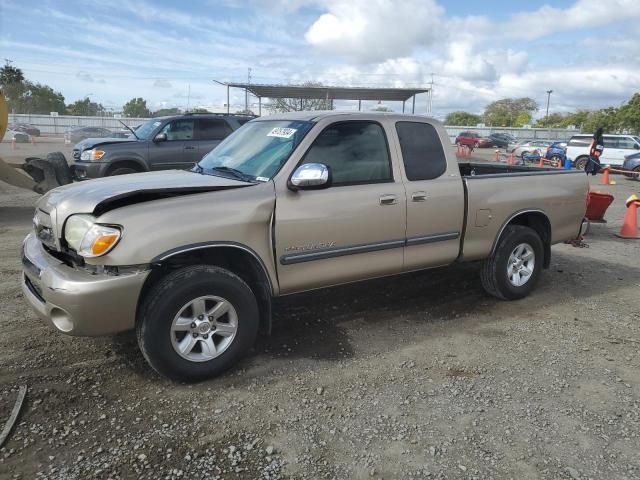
[586,191,614,222]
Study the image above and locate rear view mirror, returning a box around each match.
[154,133,167,142]
[289,163,331,191]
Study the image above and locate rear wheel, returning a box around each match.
[137,265,259,382]
[480,225,544,300]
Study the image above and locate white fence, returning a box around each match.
[8,114,148,136]
[9,113,581,141]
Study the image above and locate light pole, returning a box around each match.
[545,90,553,125]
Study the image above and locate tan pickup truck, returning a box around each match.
[21,112,589,381]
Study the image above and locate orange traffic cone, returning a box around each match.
[494,149,499,161]
[11,138,16,150]
[602,167,611,185]
[31,135,36,145]
[538,156,544,168]
[616,195,640,239]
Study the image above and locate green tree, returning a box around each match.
[9,81,65,114]
[153,107,181,117]
[617,93,640,134]
[582,107,620,134]
[371,105,393,112]
[235,109,255,115]
[483,97,538,127]
[122,97,151,117]
[445,111,481,126]
[66,97,103,116]
[514,112,532,127]
[0,61,26,106]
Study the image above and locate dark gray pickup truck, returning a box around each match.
[72,113,253,179]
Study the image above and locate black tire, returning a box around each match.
[137,265,259,382]
[624,166,640,180]
[575,156,589,170]
[480,225,544,300]
[108,166,139,176]
[46,152,73,186]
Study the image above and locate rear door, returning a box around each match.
[150,119,198,170]
[611,136,640,165]
[274,119,406,293]
[196,118,234,160]
[394,120,464,271]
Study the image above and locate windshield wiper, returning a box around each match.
[210,166,256,183]
[118,120,139,140]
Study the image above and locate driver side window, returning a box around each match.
[160,120,195,141]
[301,121,392,186]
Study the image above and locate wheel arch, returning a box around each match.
[106,158,148,175]
[491,210,552,268]
[139,242,274,335]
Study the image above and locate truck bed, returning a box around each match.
[457,162,589,262]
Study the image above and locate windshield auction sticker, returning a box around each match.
[267,127,297,139]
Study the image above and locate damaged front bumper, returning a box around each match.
[21,233,149,336]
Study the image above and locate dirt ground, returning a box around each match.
[0,165,639,479]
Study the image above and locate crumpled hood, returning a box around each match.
[38,170,250,233]
[75,136,137,150]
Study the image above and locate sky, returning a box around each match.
[1,0,639,119]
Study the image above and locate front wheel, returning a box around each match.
[480,225,544,300]
[575,156,589,170]
[624,166,640,180]
[137,265,259,382]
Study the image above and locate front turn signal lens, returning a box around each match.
[77,224,122,258]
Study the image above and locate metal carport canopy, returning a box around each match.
[222,82,429,102]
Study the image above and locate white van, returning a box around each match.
[567,134,640,169]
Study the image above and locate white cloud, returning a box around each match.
[305,0,445,63]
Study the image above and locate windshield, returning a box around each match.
[133,119,163,140]
[198,120,314,181]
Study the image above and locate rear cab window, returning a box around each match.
[396,121,447,181]
[198,118,233,141]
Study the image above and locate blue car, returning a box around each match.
[545,141,567,165]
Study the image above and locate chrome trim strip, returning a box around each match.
[280,239,405,265]
[280,232,460,265]
[406,232,459,246]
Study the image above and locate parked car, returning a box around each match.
[488,132,516,149]
[72,113,252,179]
[566,134,640,169]
[621,152,640,180]
[545,141,567,163]
[10,123,40,137]
[21,112,589,381]
[4,129,30,143]
[65,126,114,144]
[455,131,492,148]
[509,140,551,157]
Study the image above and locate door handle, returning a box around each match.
[184,146,196,150]
[379,194,397,205]
[411,191,428,202]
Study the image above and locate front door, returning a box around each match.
[150,119,199,170]
[274,120,406,294]
[394,120,464,271]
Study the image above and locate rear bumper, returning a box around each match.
[21,233,149,336]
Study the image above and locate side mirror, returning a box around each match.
[154,132,167,142]
[634,143,640,150]
[288,163,331,191]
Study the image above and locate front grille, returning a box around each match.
[33,209,57,250]
[24,275,44,303]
